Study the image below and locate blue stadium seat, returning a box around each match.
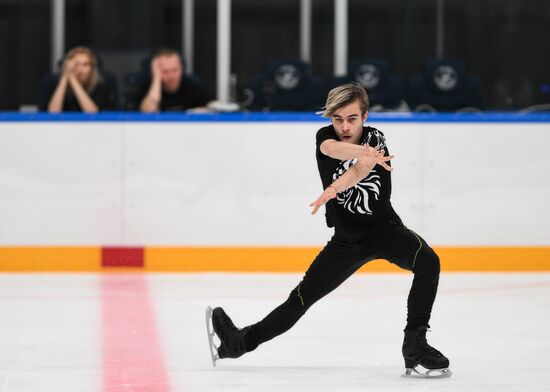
[334,58,406,110]
[247,60,327,111]
[407,59,483,112]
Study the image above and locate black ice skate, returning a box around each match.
[205,306,248,366]
[401,326,452,378]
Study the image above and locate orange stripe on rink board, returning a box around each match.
[0,246,549,272]
[436,247,550,272]
[144,247,324,273]
[144,246,550,272]
[0,246,100,272]
[141,247,409,272]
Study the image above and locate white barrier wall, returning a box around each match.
[1,120,549,246]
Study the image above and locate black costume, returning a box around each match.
[243,125,441,352]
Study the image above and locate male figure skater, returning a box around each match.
[206,83,451,378]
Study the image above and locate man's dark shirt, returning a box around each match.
[143,77,212,112]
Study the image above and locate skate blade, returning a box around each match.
[401,367,452,379]
[205,306,220,367]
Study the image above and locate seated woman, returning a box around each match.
[41,46,116,113]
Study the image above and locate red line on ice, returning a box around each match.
[102,274,170,392]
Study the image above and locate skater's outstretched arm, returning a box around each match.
[319,139,371,161]
[309,146,393,215]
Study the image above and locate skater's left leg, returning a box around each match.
[378,223,440,329]
[377,222,450,375]
[404,235,440,329]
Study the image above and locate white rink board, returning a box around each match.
[0,121,549,246]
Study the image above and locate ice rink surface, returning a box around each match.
[1,272,549,392]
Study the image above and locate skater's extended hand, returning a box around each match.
[365,145,394,172]
[309,186,337,215]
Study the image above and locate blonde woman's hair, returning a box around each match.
[320,82,369,118]
[65,46,102,92]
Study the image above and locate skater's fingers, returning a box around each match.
[310,194,329,214]
[380,161,393,171]
[310,204,320,215]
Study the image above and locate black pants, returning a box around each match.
[245,220,440,352]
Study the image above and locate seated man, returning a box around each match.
[139,49,213,112]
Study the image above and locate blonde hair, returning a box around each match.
[65,46,101,92]
[320,82,369,118]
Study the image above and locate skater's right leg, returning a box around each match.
[211,307,250,359]
[211,236,366,359]
[244,236,366,352]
